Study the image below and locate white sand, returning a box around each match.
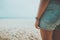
[0,19,42,40]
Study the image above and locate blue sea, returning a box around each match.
[0,18,36,31]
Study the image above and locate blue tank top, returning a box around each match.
[45,0,60,12]
[41,0,60,24]
[42,0,60,20]
[39,0,60,30]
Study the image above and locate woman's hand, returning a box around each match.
[35,20,40,29]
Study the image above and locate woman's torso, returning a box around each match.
[39,0,60,30]
[46,0,60,12]
[41,0,60,22]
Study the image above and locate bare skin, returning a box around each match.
[53,30,60,40]
[40,28,53,40]
[35,0,53,40]
[35,0,50,29]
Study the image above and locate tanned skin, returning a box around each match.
[35,0,53,40]
[35,0,49,29]
[39,0,60,39]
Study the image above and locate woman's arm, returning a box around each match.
[36,0,49,19]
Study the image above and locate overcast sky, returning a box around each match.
[0,0,40,18]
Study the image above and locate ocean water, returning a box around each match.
[0,18,36,31]
[0,18,42,40]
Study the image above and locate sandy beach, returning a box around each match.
[0,19,42,40]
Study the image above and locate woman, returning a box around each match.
[35,0,60,40]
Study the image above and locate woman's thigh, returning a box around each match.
[53,29,60,40]
[40,28,53,40]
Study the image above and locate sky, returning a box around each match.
[0,0,40,18]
